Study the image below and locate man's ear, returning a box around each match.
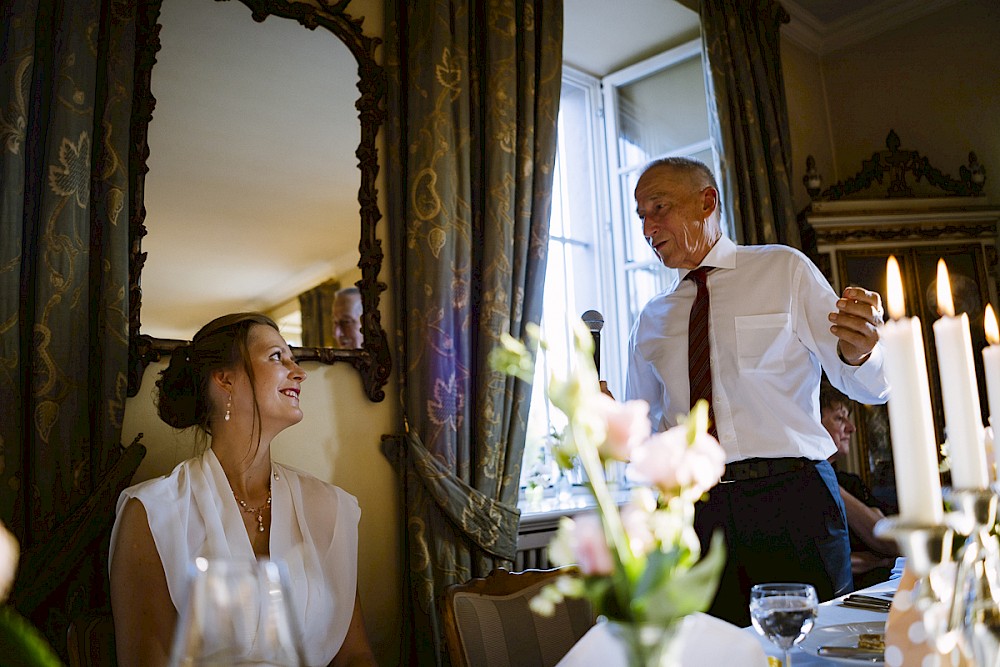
[702,186,719,216]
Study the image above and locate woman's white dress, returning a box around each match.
[110,448,360,666]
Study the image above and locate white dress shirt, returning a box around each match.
[110,449,360,666]
[626,236,889,463]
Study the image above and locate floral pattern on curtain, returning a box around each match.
[701,0,800,248]
[383,0,563,663]
[0,0,145,656]
[298,278,339,347]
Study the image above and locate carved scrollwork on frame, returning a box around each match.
[127,0,390,401]
[812,222,1000,247]
[807,129,986,201]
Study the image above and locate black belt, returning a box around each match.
[720,457,813,483]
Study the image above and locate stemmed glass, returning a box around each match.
[749,582,819,667]
[168,557,305,666]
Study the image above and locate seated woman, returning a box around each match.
[821,380,900,589]
[109,313,376,666]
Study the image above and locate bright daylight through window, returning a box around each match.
[520,41,719,509]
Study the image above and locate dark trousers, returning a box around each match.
[694,459,853,627]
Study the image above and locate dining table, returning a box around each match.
[754,577,898,666]
[556,576,899,666]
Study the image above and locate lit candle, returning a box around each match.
[983,304,1000,462]
[881,256,943,523]
[932,259,988,489]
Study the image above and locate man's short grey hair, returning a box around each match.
[335,286,360,298]
[641,156,718,192]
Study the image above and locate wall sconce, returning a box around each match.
[967,152,986,186]
[803,155,823,199]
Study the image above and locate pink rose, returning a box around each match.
[0,521,19,603]
[628,426,725,498]
[589,394,651,462]
[570,513,614,575]
[620,496,655,557]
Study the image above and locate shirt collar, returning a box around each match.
[680,235,737,280]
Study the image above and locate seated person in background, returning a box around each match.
[332,287,364,349]
[821,379,900,589]
[109,312,376,667]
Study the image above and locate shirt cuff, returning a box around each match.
[843,344,889,402]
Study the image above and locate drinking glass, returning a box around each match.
[749,582,819,667]
[168,557,305,666]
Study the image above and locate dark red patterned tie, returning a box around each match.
[686,267,718,440]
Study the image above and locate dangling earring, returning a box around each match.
[225,392,232,422]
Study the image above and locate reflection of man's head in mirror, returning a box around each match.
[332,287,363,349]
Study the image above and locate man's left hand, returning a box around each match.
[829,286,883,365]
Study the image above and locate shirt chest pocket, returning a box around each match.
[735,313,792,373]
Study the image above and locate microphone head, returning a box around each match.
[581,310,604,333]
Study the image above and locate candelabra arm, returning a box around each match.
[875,516,959,652]
[944,487,1000,664]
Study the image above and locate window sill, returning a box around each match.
[518,485,632,526]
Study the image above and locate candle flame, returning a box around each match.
[936,259,955,317]
[886,256,905,320]
[987,304,999,345]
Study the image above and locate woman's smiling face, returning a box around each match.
[232,324,307,435]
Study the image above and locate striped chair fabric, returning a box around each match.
[443,568,594,667]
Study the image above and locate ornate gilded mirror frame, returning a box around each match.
[127,0,391,401]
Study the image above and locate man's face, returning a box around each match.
[822,402,856,459]
[634,165,716,270]
[332,293,363,349]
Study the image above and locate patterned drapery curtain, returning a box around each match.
[701,0,800,248]
[298,278,339,347]
[1,0,145,656]
[382,1,563,663]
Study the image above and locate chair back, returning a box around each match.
[441,567,594,667]
[67,613,117,667]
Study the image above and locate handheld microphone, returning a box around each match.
[581,310,604,375]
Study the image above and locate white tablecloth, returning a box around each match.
[556,611,770,667]
[556,577,899,666]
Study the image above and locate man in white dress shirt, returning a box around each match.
[625,157,890,626]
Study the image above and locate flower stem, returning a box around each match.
[571,420,634,611]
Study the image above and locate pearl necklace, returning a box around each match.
[234,486,272,533]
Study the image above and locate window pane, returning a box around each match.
[614,57,709,167]
[522,74,600,491]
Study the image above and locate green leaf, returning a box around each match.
[632,546,682,605]
[0,607,63,667]
[641,531,726,626]
[686,400,709,444]
[488,332,535,383]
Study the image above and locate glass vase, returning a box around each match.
[605,619,684,667]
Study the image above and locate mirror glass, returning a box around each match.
[129,0,390,401]
[144,0,359,346]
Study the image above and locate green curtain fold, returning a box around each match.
[1,0,142,657]
[382,431,520,560]
[384,0,563,663]
[701,0,800,248]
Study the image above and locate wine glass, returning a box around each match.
[749,582,819,667]
[168,557,305,666]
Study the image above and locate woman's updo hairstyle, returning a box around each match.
[155,312,279,433]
